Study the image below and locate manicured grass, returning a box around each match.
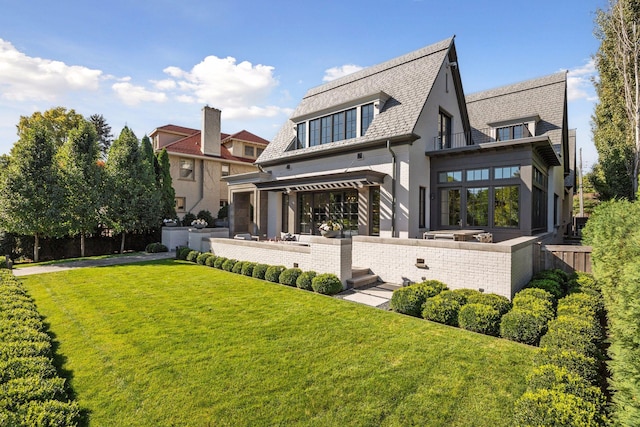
[13,251,143,268]
[21,260,535,426]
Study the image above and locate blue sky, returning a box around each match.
[0,0,604,170]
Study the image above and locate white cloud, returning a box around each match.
[151,79,177,90]
[322,64,364,82]
[223,105,294,120]
[566,59,597,102]
[112,81,167,106]
[0,38,102,101]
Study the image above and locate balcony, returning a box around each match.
[427,125,533,152]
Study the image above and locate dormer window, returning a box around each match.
[496,124,531,141]
[361,103,374,135]
[244,145,255,157]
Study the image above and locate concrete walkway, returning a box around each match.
[12,252,175,277]
[337,283,401,309]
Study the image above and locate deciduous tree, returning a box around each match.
[17,107,84,148]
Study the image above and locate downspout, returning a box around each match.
[387,140,396,237]
[189,158,205,212]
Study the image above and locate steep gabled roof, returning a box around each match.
[163,131,255,163]
[151,124,199,137]
[223,130,270,146]
[258,37,455,165]
[466,72,567,147]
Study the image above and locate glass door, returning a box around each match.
[440,188,461,228]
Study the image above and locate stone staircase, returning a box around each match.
[346,267,379,289]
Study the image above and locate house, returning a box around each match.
[224,37,575,243]
[150,107,270,220]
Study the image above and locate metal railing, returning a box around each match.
[429,125,533,152]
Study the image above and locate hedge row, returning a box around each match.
[391,282,512,337]
[0,269,80,425]
[177,248,343,296]
[512,272,608,426]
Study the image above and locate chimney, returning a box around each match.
[201,106,221,156]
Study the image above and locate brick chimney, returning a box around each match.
[201,106,221,156]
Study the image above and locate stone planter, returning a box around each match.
[321,230,340,238]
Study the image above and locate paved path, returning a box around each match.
[337,283,400,309]
[12,252,175,277]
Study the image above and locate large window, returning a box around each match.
[440,188,461,227]
[321,116,332,144]
[370,187,380,236]
[532,166,547,230]
[296,123,306,149]
[244,145,255,157]
[438,170,462,183]
[297,190,359,235]
[282,193,289,233]
[494,186,519,228]
[438,110,452,149]
[494,165,520,179]
[179,158,194,179]
[361,103,374,135]
[346,108,357,139]
[496,124,530,141]
[467,188,489,226]
[309,119,320,147]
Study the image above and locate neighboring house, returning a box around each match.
[224,37,575,243]
[150,107,269,219]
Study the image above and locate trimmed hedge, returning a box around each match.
[252,264,269,280]
[231,261,244,274]
[222,259,238,272]
[422,295,461,326]
[176,246,191,260]
[311,273,343,295]
[265,265,286,283]
[205,255,217,267]
[145,242,168,253]
[466,293,511,316]
[279,268,302,287]
[513,388,607,427]
[557,293,604,321]
[500,309,549,345]
[526,364,607,407]
[296,271,316,291]
[458,303,501,336]
[527,278,564,300]
[213,257,227,269]
[534,348,600,386]
[186,251,200,263]
[196,252,213,265]
[539,316,602,359]
[390,281,448,317]
[241,262,256,277]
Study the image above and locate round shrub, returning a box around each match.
[182,212,196,226]
[22,400,81,427]
[533,269,567,286]
[418,280,448,295]
[436,289,468,305]
[500,309,549,345]
[534,348,599,385]
[176,246,191,260]
[241,262,256,276]
[205,255,217,267]
[458,303,501,336]
[467,293,511,316]
[527,278,563,299]
[452,288,482,301]
[422,295,462,326]
[526,364,607,406]
[514,287,556,305]
[252,263,269,280]
[222,259,238,272]
[513,388,606,427]
[557,293,604,320]
[390,281,447,317]
[145,242,168,253]
[265,265,286,283]
[213,257,227,269]
[232,261,244,274]
[539,319,601,360]
[186,250,200,263]
[196,252,213,265]
[196,210,214,226]
[279,268,302,287]
[296,271,317,291]
[568,272,600,296]
[311,273,343,295]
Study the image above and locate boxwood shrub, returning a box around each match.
[231,261,244,274]
[452,288,482,300]
[466,293,511,316]
[279,268,302,287]
[186,250,200,263]
[213,257,227,269]
[176,246,191,260]
[513,388,606,427]
[265,265,286,283]
[436,289,469,305]
[145,242,168,253]
[534,348,599,385]
[539,316,603,359]
[222,259,238,272]
[252,264,269,280]
[390,281,447,317]
[526,364,606,406]
[557,293,604,320]
[296,271,317,291]
[241,262,256,277]
[205,255,217,267]
[527,278,564,299]
[311,273,343,295]
[500,309,549,345]
[422,294,462,326]
[196,252,213,265]
[458,303,501,336]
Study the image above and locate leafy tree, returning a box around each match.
[17,107,84,148]
[104,127,161,254]
[593,0,640,199]
[0,123,63,262]
[57,120,103,257]
[89,114,113,159]
[156,148,176,220]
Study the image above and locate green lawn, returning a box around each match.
[21,260,535,426]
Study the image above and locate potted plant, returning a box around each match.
[163,218,178,227]
[191,218,208,229]
[319,220,342,238]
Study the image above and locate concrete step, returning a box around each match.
[351,267,371,278]
[347,273,379,289]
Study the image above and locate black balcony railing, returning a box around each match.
[429,125,533,152]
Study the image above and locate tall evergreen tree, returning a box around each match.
[89,114,114,159]
[156,148,176,220]
[0,123,63,262]
[104,127,160,254]
[593,0,640,199]
[57,120,102,257]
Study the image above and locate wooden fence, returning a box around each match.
[534,244,592,274]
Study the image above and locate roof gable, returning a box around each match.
[258,37,454,164]
[163,131,255,164]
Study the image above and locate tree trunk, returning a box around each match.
[120,232,126,254]
[80,233,86,258]
[34,233,39,263]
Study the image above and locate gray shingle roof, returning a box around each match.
[258,37,454,164]
[466,72,567,147]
